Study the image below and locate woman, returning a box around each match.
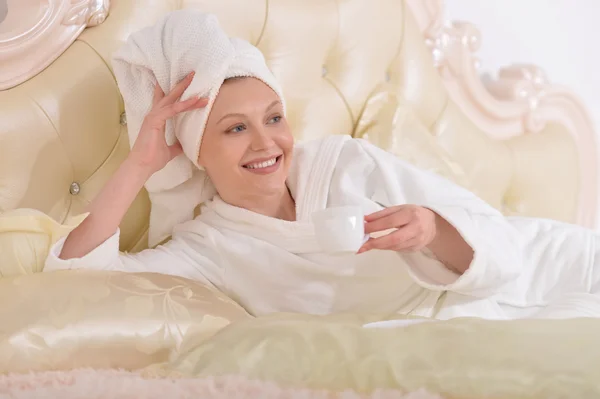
[45,10,600,320]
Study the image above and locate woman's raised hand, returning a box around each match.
[128,71,208,176]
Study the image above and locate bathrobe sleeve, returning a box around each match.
[354,139,524,297]
[44,220,224,289]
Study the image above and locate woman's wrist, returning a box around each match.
[426,213,473,275]
[122,155,155,189]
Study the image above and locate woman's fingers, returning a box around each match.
[159,71,195,106]
[159,96,209,121]
[364,206,398,222]
[364,208,412,234]
[152,83,165,106]
[358,223,419,253]
[144,97,207,139]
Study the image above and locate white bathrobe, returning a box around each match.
[44,136,600,319]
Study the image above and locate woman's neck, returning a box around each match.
[225,186,296,221]
[272,187,297,221]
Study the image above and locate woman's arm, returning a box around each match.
[361,204,474,274]
[427,212,474,275]
[58,72,207,260]
[48,76,222,286]
[58,158,150,259]
[47,222,223,287]
[350,138,523,297]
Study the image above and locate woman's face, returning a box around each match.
[198,77,293,202]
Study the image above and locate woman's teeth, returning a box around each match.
[245,157,277,169]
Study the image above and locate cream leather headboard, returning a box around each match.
[0,0,597,252]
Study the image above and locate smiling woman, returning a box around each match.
[44,9,600,322]
[199,77,295,221]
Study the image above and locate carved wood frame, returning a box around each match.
[0,0,110,90]
[407,0,598,228]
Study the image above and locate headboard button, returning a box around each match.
[69,182,81,195]
[120,112,127,126]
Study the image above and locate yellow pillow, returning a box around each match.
[0,270,251,374]
[0,208,87,277]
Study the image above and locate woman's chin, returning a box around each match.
[247,175,289,195]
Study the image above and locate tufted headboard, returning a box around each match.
[0,0,597,252]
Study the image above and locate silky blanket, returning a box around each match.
[145,313,600,399]
[1,271,600,398]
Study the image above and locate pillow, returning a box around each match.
[152,313,600,398]
[354,87,471,190]
[0,208,87,277]
[0,270,251,374]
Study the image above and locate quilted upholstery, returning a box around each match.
[0,0,582,252]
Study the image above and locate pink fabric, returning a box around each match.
[0,369,444,399]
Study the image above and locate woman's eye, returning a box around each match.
[268,115,282,124]
[229,124,245,133]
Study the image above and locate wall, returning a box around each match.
[445,0,600,133]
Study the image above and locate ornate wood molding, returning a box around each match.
[406,0,598,227]
[0,0,110,91]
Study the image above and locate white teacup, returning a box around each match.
[311,206,368,253]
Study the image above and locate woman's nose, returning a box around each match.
[250,127,275,151]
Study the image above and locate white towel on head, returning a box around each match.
[112,9,286,247]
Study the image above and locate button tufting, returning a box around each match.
[69,182,81,195]
[321,65,328,77]
[120,112,127,126]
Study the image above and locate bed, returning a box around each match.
[1,0,599,398]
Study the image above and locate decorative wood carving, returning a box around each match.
[0,0,110,90]
[407,0,598,227]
